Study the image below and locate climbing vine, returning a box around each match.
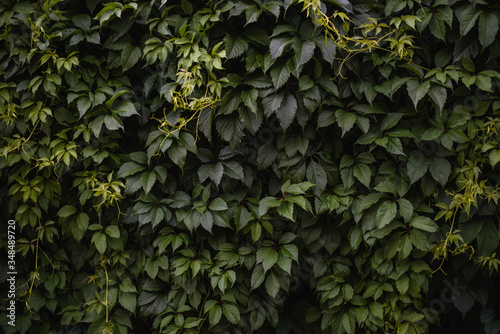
[1,0,500,334]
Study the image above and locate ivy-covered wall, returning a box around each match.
[1,0,500,333]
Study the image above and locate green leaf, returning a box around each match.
[270,60,291,89]
[168,145,187,170]
[369,302,383,319]
[307,161,327,196]
[477,220,499,257]
[77,97,92,118]
[145,258,159,278]
[428,156,451,186]
[422,128,442,141]
[476,75,492,92]
[224,34,249,59]
[453,33,481,63]
[118,162,144,178]
[396,275,409,294]
[375,201,398,228]
[119,278,137,293]
[281,244,299,261]
[410,216,438,233]
[265,272,280,297]
[294,38,316,68]
[119,291,136,313]
[462,56,475,73]
[380,113,403,132]
[251,265,265,289]
[200,211,214,233]
[72,14,91,31]
[258,196,282,217]
[92,231,107,254]
[385,137,405,156]
[335,109,356,137]
[398,198,413,223]
[459,6,483,36]
[114,101,138,117]
[216,114,245,145]
[222,304,240,325]
[374,178,396,194]
[223,161,244,180]
[489,150,500,168]
[277,201,294,220]
[430,12,446,41]
[411,260,430,273]
[76,212,89,231]
[121,45,141,71]
[209,198,228,211]
[407,80,430,108]
[356,307,369,323]
[245,5,262,25]
[299,75,314,91]
[410,229,429,251]
[259,248,278,272]
[353,163,371,188]
[399,234,413,259]
[276,93,297,130]
[428,84,447,111]
[241,89,259,114]
[306,307,322,323]
[141,172,156,194]
[407,151,429,184]
[359,193,382,211]
[58,205,77,218]
[105,225,120,238]
[181,0,193,14]
[315,36,336,65]
[270,36,293,58]
[257,142,278,170]
[219,89,242,115]
[104,114,123,130]
[342,284,354,301]
[209,305,222,326]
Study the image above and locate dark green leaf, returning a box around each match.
[270,60,291,89]
[459,6,483,36]
[121,45,141,71]
[294,38,316,68]
[428,156,451,186]
[222,304,240,325]
[353,163,371,188]
[276,93,297,130]
[375,201,397,228]
[407,151,429,184]
[410,216,438,233]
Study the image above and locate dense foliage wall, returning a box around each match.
[1,0,500,333]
